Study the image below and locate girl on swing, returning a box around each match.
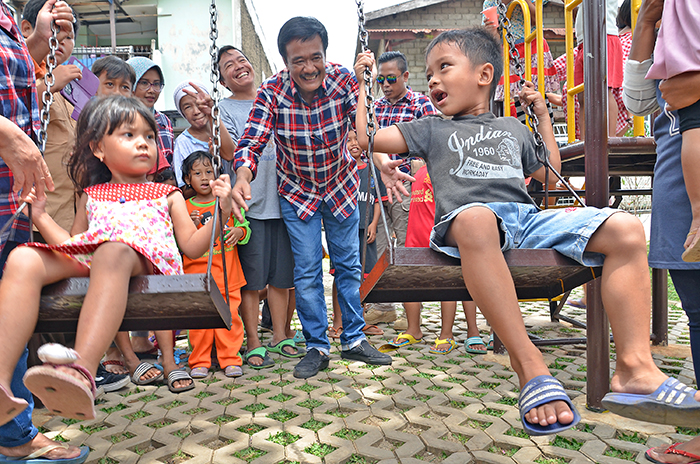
[0,95,233,424]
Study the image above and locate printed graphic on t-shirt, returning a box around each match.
[447,126,523,180]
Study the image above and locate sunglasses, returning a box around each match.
[376,75,398,84]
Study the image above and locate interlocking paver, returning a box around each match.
[30,285,700,464]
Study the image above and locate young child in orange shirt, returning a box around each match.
[182,151,249,378]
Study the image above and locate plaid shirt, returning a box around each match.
[155,110,173,166]
[0,4,40,247]
[234,62,359,221]
[374,88,436,198]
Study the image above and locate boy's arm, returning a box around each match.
[519,81,560,184]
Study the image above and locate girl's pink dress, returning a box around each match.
[646,0,700,80]
[28,182,183,275]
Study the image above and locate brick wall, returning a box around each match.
[366,0,568,97]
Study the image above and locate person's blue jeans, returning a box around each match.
[0,240,38,448]
[281,199,366,352]
[669,269,700,385]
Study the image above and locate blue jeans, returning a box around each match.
[669,269,700,385]
[0,241,38,448]
[281,199,365,352]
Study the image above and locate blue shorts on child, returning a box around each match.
[430,202,619,267]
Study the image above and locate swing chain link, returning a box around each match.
[496,1,588,208]
[209,0,222,177]
[356,0,375,142]
[39,20,59,154]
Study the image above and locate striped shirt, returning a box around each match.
[234,62,359,221]
[0,4,40,247]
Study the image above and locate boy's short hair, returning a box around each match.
[426,28,503,100]
[277,16,328,63]
[378,51,408,74]
[22,0,80,35]
[91,56,136,86]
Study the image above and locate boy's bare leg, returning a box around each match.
[433,301,457,352]
[682,128,700,252]
[156,330,190,389]
[396,302,423,342]
[284,288,297,339]
[268,286,297,354]
[444,207,575,428]
[240,289,264,366]
[463,301,487,352]
[585,212,700,401]
[331,282,342,332]
[607,88,618,137]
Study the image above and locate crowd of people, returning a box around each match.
[0,0,698,462]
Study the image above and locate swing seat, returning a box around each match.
[360,247,601,303]
[35,274,231,333]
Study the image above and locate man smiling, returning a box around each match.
[232,16,392,379]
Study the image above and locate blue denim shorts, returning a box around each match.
[429,202,621,267]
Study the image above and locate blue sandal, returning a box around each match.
[464,336,487,354]
[602,377,700,427]
[519,375,580,436]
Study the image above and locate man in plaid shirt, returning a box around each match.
[0,3,88,462]
[364,51,437,326]
[232,16,391,379]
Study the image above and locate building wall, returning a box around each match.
[367,0,567,97]
[239,1,273,85]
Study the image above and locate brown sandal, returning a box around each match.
[328,326,343,339]
[362,324,384,336]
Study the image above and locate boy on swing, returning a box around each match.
[354,27,700,435]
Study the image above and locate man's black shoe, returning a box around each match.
[293,348,329,379]
[95,363,130,394]
[341,340,392,365]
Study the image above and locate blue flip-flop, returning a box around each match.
[519,375,581,436]
[464,336,487,355]
[602,377,700,427]
[292,330,306,345]
[0,445,89,464]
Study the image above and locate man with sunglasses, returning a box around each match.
[364,51,437,327]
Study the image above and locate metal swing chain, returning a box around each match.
[496,1,586,208]
[356,0,393,266]
[205,0,230,304]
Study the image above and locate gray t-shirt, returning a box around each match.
[396,112,542,223]
[220,98,281,220]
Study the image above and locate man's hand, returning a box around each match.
[52,64,82,92]
[660,71,700,111]
[380,157,413,204]
[34,1,74,47]
[0,117,54,201]
[637,0,664,27]
[231,167,252,223]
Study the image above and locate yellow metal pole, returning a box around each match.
[631,0,645,136]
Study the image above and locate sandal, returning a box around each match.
[487,334,494,351]
[378,332,422,353]
[167,369,195,393]
[130,362,163,385]
[0,444,90,464]
[24,363,96,421]
[245,346,274,369]
[464,336,487,354]
[328,326,343,339]
[267,339,306,358]
[224,365,243,378]
[101,359,128,375]
[362,324,384,336]
[645,442,700,464]
[189,367,209,379]
[293,330,306,345]
[429,338,456,354]
[0,384,28,428]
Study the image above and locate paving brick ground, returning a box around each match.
[33,285,698,464]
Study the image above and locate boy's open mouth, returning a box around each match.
[431,89,447,105]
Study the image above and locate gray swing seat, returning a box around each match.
[360,247,601,303]
[35,274,231,334]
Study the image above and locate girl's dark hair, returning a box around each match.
[180,151,214,185]
[277,16,328,62]
[69,95,157,192]
[616,0,632,30]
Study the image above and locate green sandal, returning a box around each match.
[245,346,275,369]
[267,338,306,358]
